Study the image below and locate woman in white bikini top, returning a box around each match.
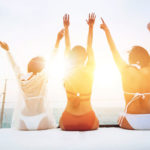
[0,29,64,130]
[100,18,150,130]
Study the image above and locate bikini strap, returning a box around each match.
[26,95,44,100]
[124,91,150,98]
[66,90,91,97]
[120,91,150,126]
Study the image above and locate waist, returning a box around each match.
[63,109,95,117]
[126,113,150,116]
[20,112,46,118]
[67,97,90,102]
[22,104,45,116]
[65,103,93,115]
[25,95,44,101]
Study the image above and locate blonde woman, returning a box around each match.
[0,29,64,130]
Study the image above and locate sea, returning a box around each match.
[0,79,125,128]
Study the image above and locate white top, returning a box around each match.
[7,50,57,129]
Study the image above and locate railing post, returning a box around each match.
[0,79,7,128]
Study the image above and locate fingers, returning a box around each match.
[100,18,104,29]
[63,13,70,28]
[100,17,107,28]
[89,13,90,20]
[101,17,105,24]
[0,41,9,51]
[88,12,96,20]
[63,14,69,21]
[0,41,5,46]
[91,13,96,19]
[68,14,69,22]
[100,17,108,31]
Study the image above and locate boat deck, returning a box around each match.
[0,127,150,150]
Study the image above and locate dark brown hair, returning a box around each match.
[129,46,149,68]
[69,45,87,66]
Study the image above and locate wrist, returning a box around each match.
[64,26,69,30]
[89,25,94,28]
[55,39,60,48]
[104,28,110,33]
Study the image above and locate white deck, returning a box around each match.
[0,128,150,150]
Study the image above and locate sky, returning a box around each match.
[0,0,150,105]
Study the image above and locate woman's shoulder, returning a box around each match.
[20,69,47,84]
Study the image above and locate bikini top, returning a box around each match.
[66,90,91,99]
[66,90,92,107]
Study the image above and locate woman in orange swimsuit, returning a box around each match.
[59,13,99,131]
[100,18,150,130]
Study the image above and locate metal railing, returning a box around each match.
[0,79,7,128]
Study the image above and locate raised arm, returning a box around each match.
[52,29,64,55]
[0,41,22,79]
[63,14,71,56]
[100,18,127,72]
[147,22,150,32]
[86,13,96,69]
[48,29,64,68]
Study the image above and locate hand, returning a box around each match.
[55,29,65,48]
[63,14,70,28]
[57,29,65,41]
[100,18,109,31]
[0,41,9,51]
[147,22,150,32]
[86,13,96,27]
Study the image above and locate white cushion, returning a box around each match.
[0,128,150,150]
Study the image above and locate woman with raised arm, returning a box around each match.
[59,13,99,131]
[0,29,64,130]
[100,18,150,130]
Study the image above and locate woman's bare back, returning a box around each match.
[121,65,150,114]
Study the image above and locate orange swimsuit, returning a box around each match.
[60,91,99,131]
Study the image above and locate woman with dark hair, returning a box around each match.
[59,13,99,131]
[0,29,64,130]
[100,18,150,130]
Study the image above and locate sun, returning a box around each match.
[44,52,65,80]
[44,51,121,88]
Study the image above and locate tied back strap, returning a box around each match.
[66,90,92,97]
[120,92,150,126]
[66,90,91,108]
